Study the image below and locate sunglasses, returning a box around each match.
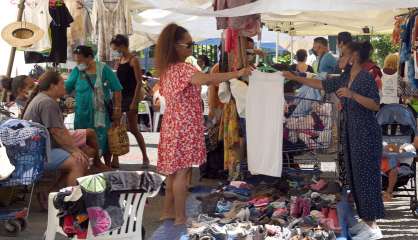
[177,42,195,49]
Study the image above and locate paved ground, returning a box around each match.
[0,133,417,239]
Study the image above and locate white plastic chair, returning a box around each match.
[44,188,160,240]
[138,101,152,132]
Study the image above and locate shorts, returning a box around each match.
[381,157,399,173]
[69,129,87,147]
[46,148,71,171]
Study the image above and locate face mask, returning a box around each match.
[310,49,318,57]
[111,50,122,59]
[77,63,87,71]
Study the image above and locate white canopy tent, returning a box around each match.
[125,0,417,50]
[2,0,418,75]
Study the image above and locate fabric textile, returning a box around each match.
[213,0,261,37]
[158,63,206,175]
[49,4,73,63]
[69,129,87,147]
[23,92,66,148]
[218,99,241,179]
[46,148,71,171]
[104,171,164,193]
[318,52,337,74]
[65,64,123,154]
[116,58,140,112]
[246,71,284,177]
[23,0,52,52]
[381,73,399,104]
[91,0,133,61]
[230,79,248,118]
[78,174,123,236]
[322,69,384,221]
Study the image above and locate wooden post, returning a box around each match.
[3,0,26,101]
[6,0,26,78]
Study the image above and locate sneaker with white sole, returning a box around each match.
[351,225,383,240]
[349,222,368,236]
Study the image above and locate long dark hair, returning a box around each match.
[155,23,188,76]
[346,41,373,64]
[21,71,62,118]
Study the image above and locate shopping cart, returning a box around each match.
[0,123,47,237]
[282,95,335,177]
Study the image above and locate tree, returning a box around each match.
[370,35,399,67]
[356,35,399,67]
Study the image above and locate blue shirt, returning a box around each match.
[318,52,337,74]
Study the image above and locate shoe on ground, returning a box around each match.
[351,224,383,240]
[349,221,367,236]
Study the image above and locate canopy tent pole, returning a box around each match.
[3,0,26,102]
[6,0,26,78]
[275,31,279,63]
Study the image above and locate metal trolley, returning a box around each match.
[282,95,335,177]
[0,121,47,237]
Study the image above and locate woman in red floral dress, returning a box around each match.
[155,23,252,224]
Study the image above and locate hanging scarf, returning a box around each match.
[93,62,106,129]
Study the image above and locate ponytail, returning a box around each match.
[20,85,39,119]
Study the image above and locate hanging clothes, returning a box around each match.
[49,2,74,63]
[246,71,284,177]
[23,0,52,52]
[218,100,241,179]
[213,0,261,37]
[91,0,133,61]
[66,0,91,46]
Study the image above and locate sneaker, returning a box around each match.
[351,225,383,240]
[349,221,368,236]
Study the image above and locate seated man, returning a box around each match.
[22,70,89,187]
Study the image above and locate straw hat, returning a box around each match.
[1,21,44,48]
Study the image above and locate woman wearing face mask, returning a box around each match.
[65,45,123,166]
[284,41,384,240]
[156,23,252,225]
[110,34,149,167]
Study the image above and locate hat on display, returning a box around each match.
[1,21,44,48]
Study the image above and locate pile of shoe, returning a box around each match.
[189,178,341,240]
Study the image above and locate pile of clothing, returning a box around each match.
[186,177,341,240]
[53,171,163,239]
[0,119,49,185]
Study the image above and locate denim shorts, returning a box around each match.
[46,148,71,171]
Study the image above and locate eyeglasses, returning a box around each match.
[177,42,195,49]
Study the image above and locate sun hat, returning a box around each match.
[1,21,44,48]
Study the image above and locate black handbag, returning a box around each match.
[83,72,113,118]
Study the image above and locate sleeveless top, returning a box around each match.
[116,59,137,99]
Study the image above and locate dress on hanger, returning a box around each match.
[67,0,91,46]
[91,0,133,61]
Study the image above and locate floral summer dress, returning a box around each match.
[158,63,206,175]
